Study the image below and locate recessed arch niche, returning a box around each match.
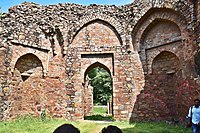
[151,51,180,121]
[14,53,44,81]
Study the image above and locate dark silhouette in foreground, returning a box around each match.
[53,124,80,133]
[100,125,123,133]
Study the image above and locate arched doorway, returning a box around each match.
[151,51,180,121]
[83,62,113,120]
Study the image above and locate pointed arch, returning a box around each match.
[151,51,180,74]
[73,19,123,46]
[84,61,111,82]
[83,61,113,117]
[140,19,181,50]
[132,8,188,51]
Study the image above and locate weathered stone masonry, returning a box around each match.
[0,0,199,122]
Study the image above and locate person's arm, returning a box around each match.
[188,117,192,126]
[187,107,192,127]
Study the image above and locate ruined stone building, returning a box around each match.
[0,0,199,122]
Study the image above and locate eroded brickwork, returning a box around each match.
[0,0,199,123]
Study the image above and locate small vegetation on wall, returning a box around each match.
[87,67,112,105]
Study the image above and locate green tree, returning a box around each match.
[88,67,112,105]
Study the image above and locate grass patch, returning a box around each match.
[84,114,114,121]
[93,106,108,115]
[0,116,191,133]
[84,106,113,121]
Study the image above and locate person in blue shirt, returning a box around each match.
[188,99,200,133]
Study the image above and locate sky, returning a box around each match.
[0,0,133,13]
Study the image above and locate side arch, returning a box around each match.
[132,8,188,51]
[131,50,182,122]
[146,48,182,74]
[140,19,181,50]
[10,45,48,76]
[151,51,180,121]
[132,8,185,74]
[151,51,181,75]
[14,53,44,81]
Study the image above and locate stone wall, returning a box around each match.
[0,0,199,122]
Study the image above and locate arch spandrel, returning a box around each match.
[71,19,122,48]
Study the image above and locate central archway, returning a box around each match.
[83,62,113,120]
